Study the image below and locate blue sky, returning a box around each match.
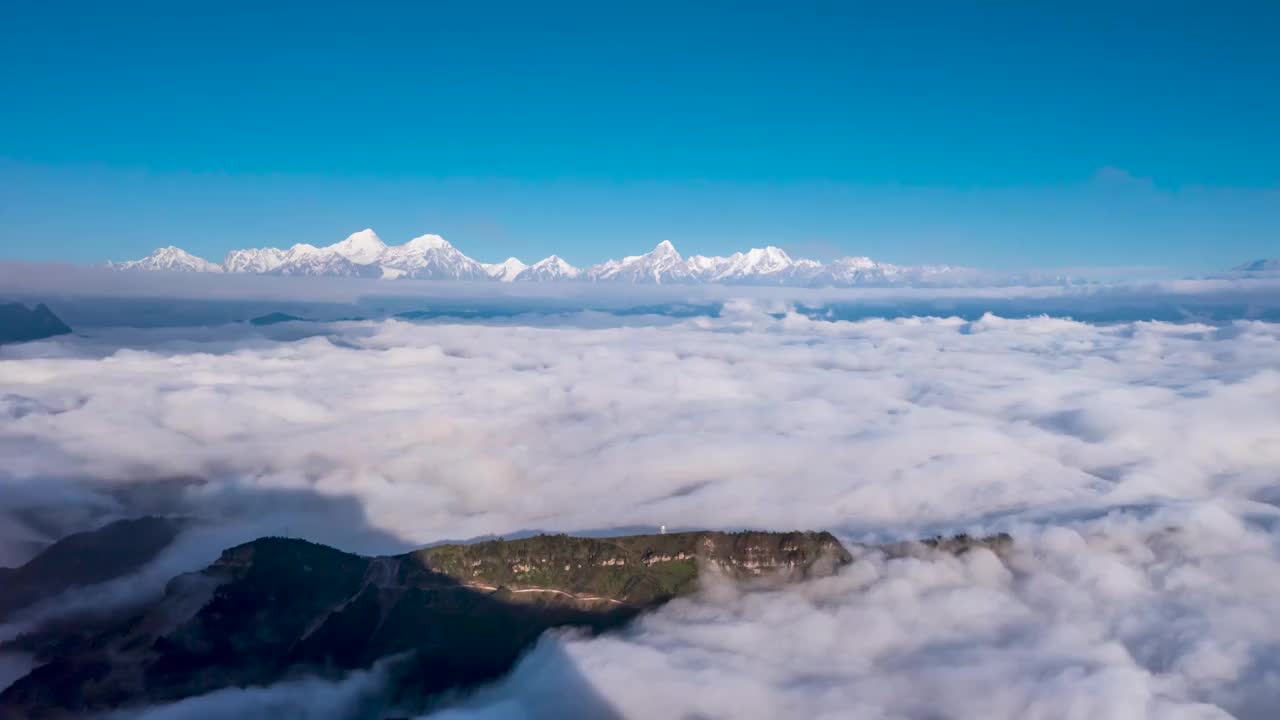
[1,1,1277,271]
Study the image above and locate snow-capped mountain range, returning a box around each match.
[109,229,996,287]
[480,257,529,282]
[110,246,225,274]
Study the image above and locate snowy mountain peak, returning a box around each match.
[830,256,877,270]
[517,255,582,281]
[223,247,286,274]
[326,229,387,264]
[686,255,727,277]
[283,243,320,257]
[379,233,486,280]
[482,257,529,282]
[588,240,694,284]
[402,234,452,251]
[708,246,800,283]
[267,242,378,277]
[749,246,791,265]
[541,255,573,267]
[110,246,224,273]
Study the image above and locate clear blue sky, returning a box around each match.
[2,0,1277,271]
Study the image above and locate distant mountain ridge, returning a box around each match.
[108,229,1043,287]
[1233,258,1280,273]
[0,516,183,622]
[108,246,223,273]
[0,303,73,344]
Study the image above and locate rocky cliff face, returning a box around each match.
[415,530,852,606]
[0,529,1002,719]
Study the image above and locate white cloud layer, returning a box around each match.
[433,504,1280,719]
[3,302,1280,717]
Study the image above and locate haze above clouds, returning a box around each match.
[3,297,1280,718]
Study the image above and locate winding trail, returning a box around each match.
[465,582,624,605]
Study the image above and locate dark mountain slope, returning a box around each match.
[0,530,1008,719]
[0,303,72,344]
[0,516,184,622]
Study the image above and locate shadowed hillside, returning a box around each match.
[0,303,71,344]
[0,529,1008,719]
[0,516,184,622]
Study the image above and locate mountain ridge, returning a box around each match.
[0,524,1011,718]
[1233,258,1280,273]
[0,302,73,344]
[0,516,183,622]
[108,230,1013,287]
[0,528,856,718]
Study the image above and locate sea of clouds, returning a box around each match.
[3,295,1280,718]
